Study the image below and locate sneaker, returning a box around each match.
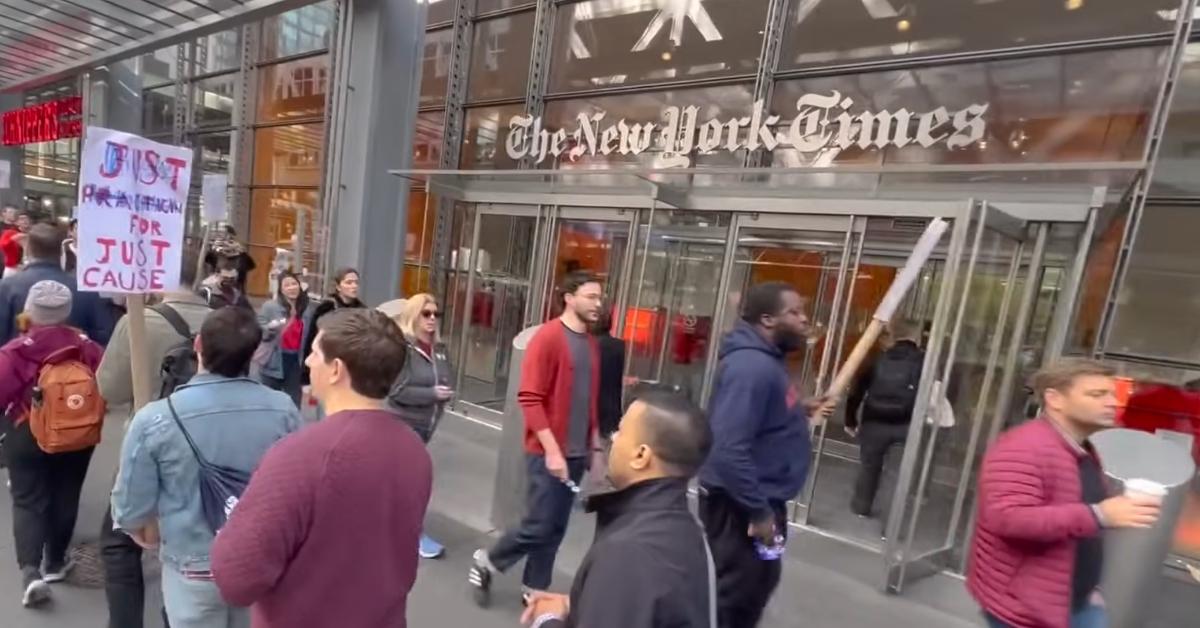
[42,557,75,584]
[21,569,51,607]
[468,549,493,607]
[418,534,444,559]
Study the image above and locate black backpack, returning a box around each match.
[863,349,923,421]
[151,305,198,399]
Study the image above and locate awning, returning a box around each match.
[0,0,312,92]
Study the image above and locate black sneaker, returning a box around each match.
[21,568,51,608]
[468,549,493,608]
[42,556,75,584]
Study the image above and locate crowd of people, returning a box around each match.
[0,204,1170,628]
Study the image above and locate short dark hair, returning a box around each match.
[740,281,799,325]
[632,390,711,476]
[26,223,64,260]
[559,270,599,307]
[200,307,263,378]
[1031,359,1116,401]
[317,309,407,399]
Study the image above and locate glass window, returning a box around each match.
[262,1,335,60]
[196,29,242,75]
[421,28,453,107]
[781,0,1177,69]
[197,132,233,175]
[193,73,236,128]
[1106,204,1200,362]
[253,124,325,187]
[467,12,536,102]
[142,86,176,135]
[477,0,536,13]
[768,46,1166,168]
[248,188,321,297]
[136,46,178,86]
[427,0,454,25]
[1152,43,1200,196]
[405,189,435,265]
[258,56,330,123]
[460,104,527,169]
[536,83,755,168]
[414,111,445,169]
[548,0,767,92]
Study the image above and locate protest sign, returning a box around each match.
[75,127,193,294]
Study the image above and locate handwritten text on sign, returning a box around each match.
[76,128,193,293]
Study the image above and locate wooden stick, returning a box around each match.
[126,294,153,411]
[825,318,885,402]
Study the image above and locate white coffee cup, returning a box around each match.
[1123,478,1167,502]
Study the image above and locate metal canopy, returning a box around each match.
[0,0,310,92]
[390,162,1143,221]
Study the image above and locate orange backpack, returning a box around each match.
[28,345,106,454]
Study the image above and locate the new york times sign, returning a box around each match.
[504,90,989,167]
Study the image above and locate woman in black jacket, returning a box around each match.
[301,267,365,382]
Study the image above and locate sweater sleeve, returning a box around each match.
[211,434,315,607]
[517,328,555,434]
[978,443,1101,542]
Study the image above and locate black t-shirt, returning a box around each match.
[1072,455,1106,610]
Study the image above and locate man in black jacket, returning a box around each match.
[522,390,714,628]
[845,317,925,517]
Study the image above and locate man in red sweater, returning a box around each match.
[967,359,1161,628]
[211,309,432,628]
[470,271,603,607]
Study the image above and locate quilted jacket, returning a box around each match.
[966,418,1106,628]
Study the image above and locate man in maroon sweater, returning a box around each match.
[211,309,433,628]
[470,271,603,606]
[967,359,1161,628]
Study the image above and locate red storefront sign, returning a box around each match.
[1,96,83,146]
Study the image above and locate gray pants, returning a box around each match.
[162,566,250,628]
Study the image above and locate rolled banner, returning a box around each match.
[825,218,949,400]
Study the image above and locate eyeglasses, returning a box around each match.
[421,310,439,319]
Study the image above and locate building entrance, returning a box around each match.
[400,166,1117,593]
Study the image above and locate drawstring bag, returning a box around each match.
[166,396,252,533]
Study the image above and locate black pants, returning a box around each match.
[6,421,94,572]
[851,421,909,516]
[101,503,170,628]
[699,488,786,628]
[262,352,303,408]
[488,454,586,590]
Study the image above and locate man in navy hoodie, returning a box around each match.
[699,281,825,628]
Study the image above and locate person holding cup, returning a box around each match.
[967,359,1162,628]
[385,293,456,559]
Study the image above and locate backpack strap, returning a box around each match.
[152,304,193,340]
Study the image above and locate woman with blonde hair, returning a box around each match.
[386,292,455,559]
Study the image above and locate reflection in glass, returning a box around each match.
[248,189,321,297]
[541,218,630,322]
[461,104,527,168]
[253,124,325,187]
[460,212,537,410]
[427,0,454,24]
[549,0,766,92]
[196,29,241,75]
[258,56,330,123]
[468,12,536,102]
[781,0,1176,69]
[136,47,178,86]
[193,73,236,128]
[262,1,335,60]
[413,112,445,169]
[197,132,233,175]
[769,46,1166,167]
[477,0,536,13]
[142,86,175,135]
[1152,43,1200,195]
[421,28,453,107]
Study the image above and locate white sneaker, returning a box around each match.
[21,576,51,607]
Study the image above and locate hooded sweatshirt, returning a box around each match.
[698,320,812,520]
[0,325,103,423]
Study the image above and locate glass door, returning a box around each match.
[884,201,1032,592]
[537,207,636,324]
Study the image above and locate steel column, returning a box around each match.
[744,0,791,168]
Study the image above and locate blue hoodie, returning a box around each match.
[699,320,812,519]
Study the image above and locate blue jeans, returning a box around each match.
[162,566,250,628]
[487,454,587,590]
[985,604,1107,628]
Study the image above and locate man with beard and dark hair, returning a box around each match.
[470,271,603,607]
[698,281,827,628]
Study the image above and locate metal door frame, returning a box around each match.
[535,206,639,328]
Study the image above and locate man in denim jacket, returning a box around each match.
[112,307,300,628]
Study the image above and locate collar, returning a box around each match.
[176,372,251,391]
[1042,416,1092,458]
[23,258,59,269]
[585,476,691,519]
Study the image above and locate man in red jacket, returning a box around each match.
[211,309,432,628]
[967,359,1162,628]
[470,271,603,607]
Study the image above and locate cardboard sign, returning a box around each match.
[201,173,228,222]
[75,127,194,293]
